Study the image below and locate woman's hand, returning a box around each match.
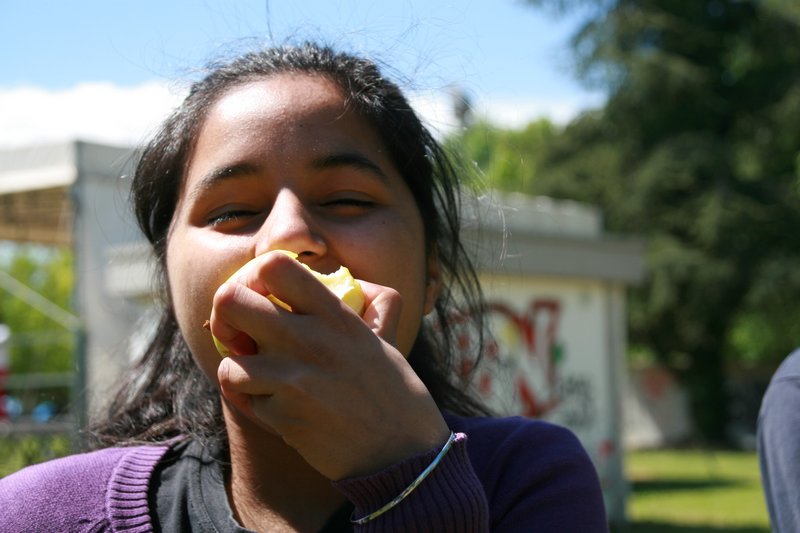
[210,251,450,480]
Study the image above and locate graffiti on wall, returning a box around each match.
[456,298,596,431]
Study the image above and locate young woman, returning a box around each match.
[0,43,607,532]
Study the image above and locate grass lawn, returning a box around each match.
[620,448,771,532]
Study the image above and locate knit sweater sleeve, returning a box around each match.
[332,432,490,532]
[333,415,608,533]
[0,444,170,533]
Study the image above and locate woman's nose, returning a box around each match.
[254,190,326,258]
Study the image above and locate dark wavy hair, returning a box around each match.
[89,42,489,448]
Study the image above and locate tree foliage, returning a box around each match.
[445,118,556,191]
[0,245,75,375]
[518,0,800,441]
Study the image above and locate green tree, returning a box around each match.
[523,0,800,442]
[445,118,556,192]
[0,245,75,374]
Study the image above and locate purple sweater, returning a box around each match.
[0,415,608,532]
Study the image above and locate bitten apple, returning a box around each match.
[207,251,365,357]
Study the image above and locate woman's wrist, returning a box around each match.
[350,431,457,524]
[332,432,487,529]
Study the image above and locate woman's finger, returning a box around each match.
[209,280,283,356]
[358,280,402,347]
[230,250,352,317]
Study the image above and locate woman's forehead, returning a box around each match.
[195,78,377,155]
[176,74,403,201]
[211,74,346,119]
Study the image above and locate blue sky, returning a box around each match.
[0,0,604,147]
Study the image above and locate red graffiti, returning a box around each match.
[457,299,565,419]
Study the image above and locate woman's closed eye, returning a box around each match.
[207,208,260,227]
[321,197,376,214]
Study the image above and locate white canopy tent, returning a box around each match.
[0,141,144,428]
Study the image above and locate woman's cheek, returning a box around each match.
[167,255,224,381]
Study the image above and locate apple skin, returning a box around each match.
[209,251,365,357]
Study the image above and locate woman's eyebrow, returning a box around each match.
[186,152,387,202]
[311,151,388,180]
[188,162,260,201]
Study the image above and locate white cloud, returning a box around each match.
[0,81,602,150]
[0,82,186,149]
[475,94,604,128]
[410,88,603,137]
[409,90,461,137]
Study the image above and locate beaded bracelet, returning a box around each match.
[350,431,457,525]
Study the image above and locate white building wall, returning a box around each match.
[70,142,144,416]
[470,274,630,522]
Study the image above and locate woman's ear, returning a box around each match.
[423,248,443,315]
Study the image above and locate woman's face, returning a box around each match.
[166,74,439,380]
